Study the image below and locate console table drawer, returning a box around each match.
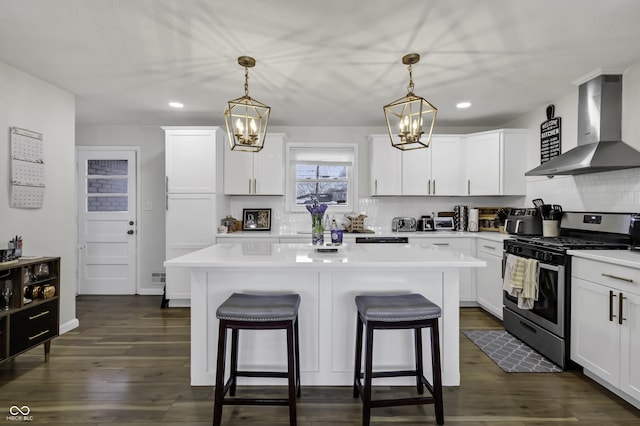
[10,300,59,355]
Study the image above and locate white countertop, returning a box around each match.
[567,249,640,269]
[217,230,511,241]
[164,242,486,270]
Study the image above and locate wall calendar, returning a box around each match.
[10,127,45,208]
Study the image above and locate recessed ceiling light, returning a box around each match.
[169,102,184,108]
[456,102,471,109]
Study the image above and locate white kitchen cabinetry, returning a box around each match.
[463,129,527,196]
[369,134,462,196]
[165,128,219,193]
[369,135,402,195]
[224,133,286,195]
[571,257,640,407]
[163,126,225,306]
[413,236,475,302]
[475,237,504,319]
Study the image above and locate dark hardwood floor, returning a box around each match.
[1,295,639,425]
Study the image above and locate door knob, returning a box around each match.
[127,230,134,235]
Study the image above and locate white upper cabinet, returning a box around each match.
[369,134,462,196]
[369,134,402,195]
[165,127,223,193]
[463,129,527,196]
[224,133,286,195]
[429,135,462,195]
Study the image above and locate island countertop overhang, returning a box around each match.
[164,242,487,270]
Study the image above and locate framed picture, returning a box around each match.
[242,208,272,231]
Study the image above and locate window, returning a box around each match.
[287,144,358,212]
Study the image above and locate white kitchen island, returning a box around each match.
[164,242,485,387]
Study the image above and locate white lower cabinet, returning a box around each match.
[571,257,640,408]
[413,237,475,303]
[475,238,504,319]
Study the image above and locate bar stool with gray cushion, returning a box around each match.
[213,293,301,426]
[353,293,443,426]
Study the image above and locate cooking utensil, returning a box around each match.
[532,198,544,208]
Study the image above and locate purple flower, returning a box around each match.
[306,198,327,216]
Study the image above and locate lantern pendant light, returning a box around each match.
[224,56,271,152]
[383,53,437,150]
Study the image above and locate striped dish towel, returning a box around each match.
[502,254,539,309]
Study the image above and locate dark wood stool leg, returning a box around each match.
[294,317,301,398]
[286,321,297,426]
[353,314,364,398]
[362,323,374,426]
[415,327,425,394]
[229,328,239,396]
[213,320,228,426]
[430,319,444,425]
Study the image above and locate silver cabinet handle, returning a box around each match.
[375,180,378,195]
[29,310,50,321]
[483,245,496,250]
[29,330,50,341]
[433,180,436,195]
[248,179,252,193]
[254,178,257,194]
[433,243,449,246]
[427,179,431,195]
[467,179,471,195]
[619,292,626,325]
[165,176,169,211]
[609,290,616,322]
[601,273,633,283]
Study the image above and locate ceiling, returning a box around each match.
[2,0,640,128]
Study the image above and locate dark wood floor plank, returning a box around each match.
[1,296,638,424]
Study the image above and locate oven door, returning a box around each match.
[503,258,565,338]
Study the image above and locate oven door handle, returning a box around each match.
[538,262,562,272]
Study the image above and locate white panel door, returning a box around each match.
[77,148,138,295]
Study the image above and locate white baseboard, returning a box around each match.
[168,299,190,308]
[60,318,79,335]
[138,288,164,296]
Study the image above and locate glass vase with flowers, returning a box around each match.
[306,198,328,246]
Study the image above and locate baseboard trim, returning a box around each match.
[138,288,164,296]
[60,318,79,335]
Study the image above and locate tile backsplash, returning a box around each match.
[526,168,640,212]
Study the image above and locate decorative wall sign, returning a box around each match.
[540,105,561,164]
[10,127,45,208]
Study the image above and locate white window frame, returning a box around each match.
[286,143,358,213]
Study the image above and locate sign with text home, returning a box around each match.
[540,104,561,164]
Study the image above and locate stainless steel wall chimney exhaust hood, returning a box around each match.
[526,74,640,176]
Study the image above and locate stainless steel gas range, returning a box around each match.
[502,211,634,369]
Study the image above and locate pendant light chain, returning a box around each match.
[407,64,415,95]
[244,66,250,97]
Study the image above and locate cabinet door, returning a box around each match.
[475,250,503,319]
[165,193,217,300]
[430,135,462,195]
[570,277,620,386]
[416,237,474,302]
[253,134,284,195]
[223,148,254,195]
[165,128,218,193]
[401,148,431,195]
[369,135,401,195]
[463,132,500,195]
[620,291,640,401]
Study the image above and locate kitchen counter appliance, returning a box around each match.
[392,217,417,232]
[504,208,542,235]
[416,215,435,232]
[503,211,634,369]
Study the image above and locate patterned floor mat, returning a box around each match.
[463,330,562,373]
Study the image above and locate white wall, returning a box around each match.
[505,63,640,212]
[75,125,166,294]
[0,61,77,332]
